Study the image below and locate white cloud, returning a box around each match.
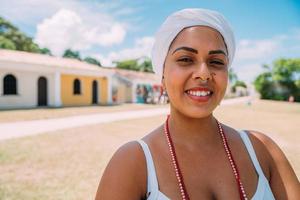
[0,0,138,25]
[235,38,281,61]
[109,36,154,61]
[234,63,265,84]
[92,54,115,67]
[34,9,126,55]
[92,36,155,66]
[232,35,285,83]
[232,29,300,83]
[0,0,79,24]
[1,0,141,56]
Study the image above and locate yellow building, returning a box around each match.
[60,74,109,106]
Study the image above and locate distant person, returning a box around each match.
[96,8,299,199]
[143,85,149,104]
[136,85,144,103]
[153,86,161,104]
[289,95,295,103]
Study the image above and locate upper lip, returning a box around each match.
[185,87,213,92]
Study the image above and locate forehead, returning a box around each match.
[168,26,227,53]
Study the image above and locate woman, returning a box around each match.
[95,8,299,200]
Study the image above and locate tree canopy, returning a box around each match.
[115,57,154,73]
[63,49,81,60]
[138,57,153,73]
[0,16,49,54]
[84,57,102,66]
[228,68,247,93]
[229,68,238,84]
[254,58,300,102]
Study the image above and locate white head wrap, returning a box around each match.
[151,8,236,77]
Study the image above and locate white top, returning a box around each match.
[137,130,275,200]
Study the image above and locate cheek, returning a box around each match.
[213,71,228,93]
[164,68,187,97]
[165,72,182,92]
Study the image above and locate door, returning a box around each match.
[92,80,98,104]
[38,77,48,106]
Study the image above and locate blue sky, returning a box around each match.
[1,0,300,83]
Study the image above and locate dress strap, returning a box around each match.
[136,140,159,198]
[238,130,264,176]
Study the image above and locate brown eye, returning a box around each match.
[177,57,193,63]
[210,60,224,65]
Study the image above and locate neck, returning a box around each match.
[167,107,220,149]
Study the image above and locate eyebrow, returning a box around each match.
[172,46,198,54]
[172,46,227,56]
[209,50,227,56]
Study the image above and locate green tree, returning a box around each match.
[254,72,274,99]
[115,59,139,71]
[231,80,247,93]
[39,48,52,55]
[115,57,154,72]
[0,16,54,54]
[254,58,300,102]
[0,16,40,52]
[63,49,81,60]
[234,80,247,88]
[0,16,18,34]
[139,58,154,73]
[228,68,245,93]
[229,68,238,84]
[0,35,16,49]
[84,57,101,66]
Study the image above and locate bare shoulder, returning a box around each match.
[95,141,147,200]
[246,130,280,151]
[246,130,293,167]
[246,130,300,199]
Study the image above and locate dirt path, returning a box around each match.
[0,97,250,140]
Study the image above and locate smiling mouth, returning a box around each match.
[185,90,214,97]
[184,88,214,103]
[185,88,213,97]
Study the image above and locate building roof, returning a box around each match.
[111,68,161,85]
[0,49,112,74]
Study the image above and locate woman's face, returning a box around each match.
[163,26,229,118]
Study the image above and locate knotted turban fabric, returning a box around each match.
[151,8,236,78]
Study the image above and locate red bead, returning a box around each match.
[164,116,247,200]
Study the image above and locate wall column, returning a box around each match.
[132,82,137,103]
[54,71,62,107]
[107,76,113,105]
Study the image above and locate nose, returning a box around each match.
[192,62,212,82]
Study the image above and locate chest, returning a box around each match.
[151,142,260,200]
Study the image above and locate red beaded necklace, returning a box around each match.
[164,115,248,200]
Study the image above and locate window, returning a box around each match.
[3,74,17,95]
[73,79,81,95]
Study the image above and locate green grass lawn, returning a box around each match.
[0,100,299,200]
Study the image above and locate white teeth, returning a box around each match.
[187,90,211,97]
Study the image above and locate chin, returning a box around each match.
[171,104,214,119]
[169,93,221,119]
[184,109,213,119]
